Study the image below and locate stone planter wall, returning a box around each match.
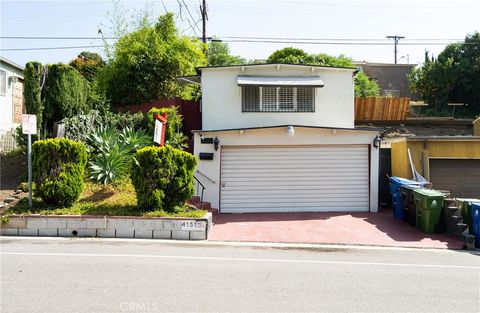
[0,213,212,240]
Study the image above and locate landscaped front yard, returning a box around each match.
[4,179,206,219]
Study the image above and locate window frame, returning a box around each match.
[0,70,6,96]
[242,85,315,113]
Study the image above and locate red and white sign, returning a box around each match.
[153,113,167,145]
[22,114,37,135]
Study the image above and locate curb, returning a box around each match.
[1,236,478,254]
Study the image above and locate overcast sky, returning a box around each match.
[1,0,479,67]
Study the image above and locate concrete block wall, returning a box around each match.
[0,214,212,240]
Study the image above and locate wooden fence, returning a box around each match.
[354,97,410,121]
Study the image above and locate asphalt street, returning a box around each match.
[0,237,479,313]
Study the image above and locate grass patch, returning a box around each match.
[4,179,206,218]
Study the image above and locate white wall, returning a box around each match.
[201,64,356,130]
[0,63,23,134]
[193,126,379,213]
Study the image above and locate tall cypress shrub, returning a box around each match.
[42,64,90,132]
[24,61,44,134]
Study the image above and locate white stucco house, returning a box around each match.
[186,63,380,214]
[0,56,24,134]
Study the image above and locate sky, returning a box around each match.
[1,0,479,68]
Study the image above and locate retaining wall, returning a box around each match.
[0,214,212,240]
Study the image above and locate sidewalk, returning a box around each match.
[208,209,465,249]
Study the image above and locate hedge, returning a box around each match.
[130,145,197,212]
[32,138,88,206]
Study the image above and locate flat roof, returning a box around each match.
[192,125,382,133]
[197,63,358,72]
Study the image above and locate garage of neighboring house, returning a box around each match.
[194,126,380,214]
[429,159,480,197]
[391,137,480,198]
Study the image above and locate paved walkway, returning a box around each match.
[208,209,465,249]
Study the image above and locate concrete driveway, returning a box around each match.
[208,209,465,249]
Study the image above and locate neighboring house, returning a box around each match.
[353,61,416,98]
[390,136,480,198]
[0,56,24,134]
[188,63,380,213]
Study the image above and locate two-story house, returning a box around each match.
[189,63,380,213]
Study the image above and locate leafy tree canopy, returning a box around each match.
[208,40,247,66]
[104,13,206,107]
[267,47,380,96]
[409,32,480,117]
[69,51,105,82]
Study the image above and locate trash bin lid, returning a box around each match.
[413,188,445,198]
[456,198,480,204]
[400,184,423,191]
[389,176,425,186]
[471,202,480,210]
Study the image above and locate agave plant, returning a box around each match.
[87,125,152,184]
[89,146,130,184]
[120,127,152,152]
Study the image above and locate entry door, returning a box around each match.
[220,145,370,213]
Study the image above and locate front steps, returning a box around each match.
[190,196,219,222]
[443,198,475,249]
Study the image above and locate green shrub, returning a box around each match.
[32,138,87,206]
[42,64,90,132]
[131,145,197,212]
[146,106,187,149]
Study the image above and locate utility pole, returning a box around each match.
[386,35,405,64]
[201,0,207,44]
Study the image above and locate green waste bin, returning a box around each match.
[456,198,480,233]
[413,189,445,234]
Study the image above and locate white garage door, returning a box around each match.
[220,145,370,213]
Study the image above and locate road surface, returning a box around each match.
[1,237,479,313]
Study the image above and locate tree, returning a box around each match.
[42,64,90,131]
[69,51,105,82]
[354,72,381,97]
[409,32,480,117]
[266,47,380,97]
[24,62,44,135]
[104,13,206,107]
[69,51,109,113]
[208,40,247,66]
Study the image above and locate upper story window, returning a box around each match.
[0,70,6,96]
[242,86,315,112]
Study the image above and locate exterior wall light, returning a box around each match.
[213,136,220,151]
[286,125,295,137]
[373,135,382,149]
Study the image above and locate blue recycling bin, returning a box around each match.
[389,177,428,220]
[471,203,480,248]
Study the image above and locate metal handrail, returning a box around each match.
[196,170,216,184]
[193,175,206,210]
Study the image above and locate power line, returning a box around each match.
[0,45,104,51]
[0,36,117,40]
[218,36,465,42]
[181,0,201,33]
[0,35,467,42]
[219,39,471,46]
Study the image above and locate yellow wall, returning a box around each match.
[474,118,480,136]
[391,139,480,179]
